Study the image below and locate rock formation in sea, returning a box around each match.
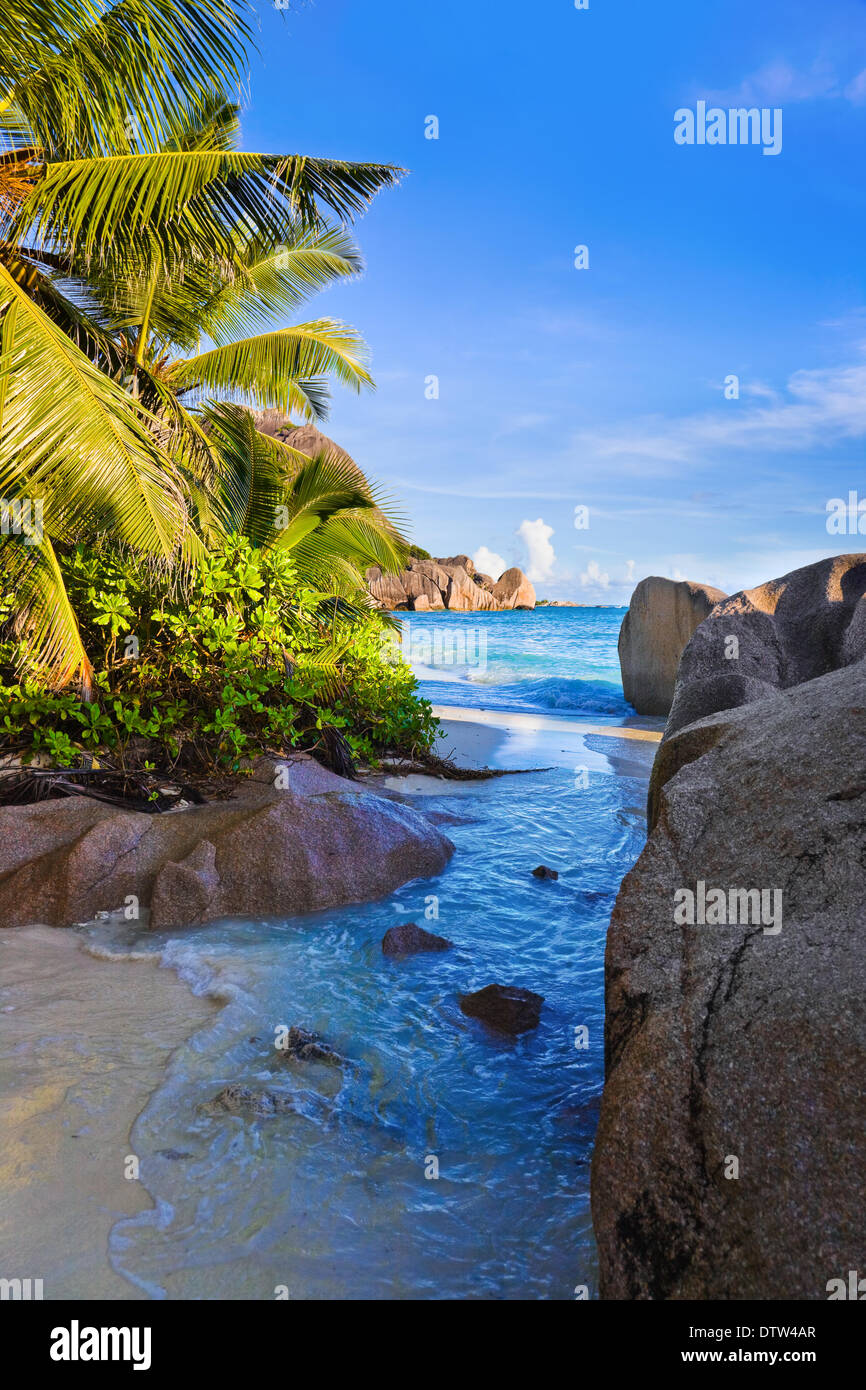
[278,1026,342,1065]
[367,554,536,612]
[459,983,544,1034]
[618,576,728,715]
[592,553,866,1299]
[0,755,454,931]
[381,921,453,956]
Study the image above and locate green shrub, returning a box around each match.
[0,538,437,774]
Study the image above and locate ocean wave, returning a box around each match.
[517,677,630,714]
[417,674,631,716]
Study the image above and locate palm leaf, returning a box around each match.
[0,260,186,556]
[0,530,95,693]
[196,401,312,547]
[0,0,253,160]
[172,319,373,414]
[15,150,403,266]
[198,223,364,345]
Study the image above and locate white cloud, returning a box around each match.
[579,559,610,590]
[740,380,781,403]
[517,518,555,582]
[625,559,636,582]
[473,546,506,580]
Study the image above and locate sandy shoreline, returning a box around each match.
[0,927,217,1300]
[0,706,659,1300]
[431,703,661,776]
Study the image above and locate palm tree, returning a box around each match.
[198,403,407,598]
[68,99,378,439]
[40,95,408,595]
[0,0,403,690]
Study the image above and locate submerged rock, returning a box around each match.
[531,865,559,880]
[206,1084,295,1118]
[618,576,727,716]
[592,557,866,1299]
[278,1026,341,1065]
[382,921,453,957]
[0,754,454,931]
[459,984,544,1034]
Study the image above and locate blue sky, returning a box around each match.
[242,0,866,602]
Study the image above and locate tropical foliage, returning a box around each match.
[0,0,432,772]
[0,537,436,773]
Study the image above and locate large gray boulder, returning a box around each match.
[592,556,866,1300]
[618,577,727,715]
[649,554,866,826]
[0,756,454,931]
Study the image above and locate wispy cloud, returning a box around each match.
[845,69,866,105]
[707,59,840,106]
[704,57,866,108]
[573,361,866,466]
[492,412,551,441]
[392,480,578,500]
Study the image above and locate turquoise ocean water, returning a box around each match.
[81,608,658,1300]
[404,605,632,714]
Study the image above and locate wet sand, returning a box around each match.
[0,926,217,1299]
[432,703,661,775]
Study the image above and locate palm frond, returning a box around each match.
[0,260,186,556]
[171,319,373,414]
[0,531,95,693]
[0,0,253,160]
[15,149,404,266]
[195,401,312,547]
[197,403,408,597]
[199,223,364,344]
[0,247,123,364]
